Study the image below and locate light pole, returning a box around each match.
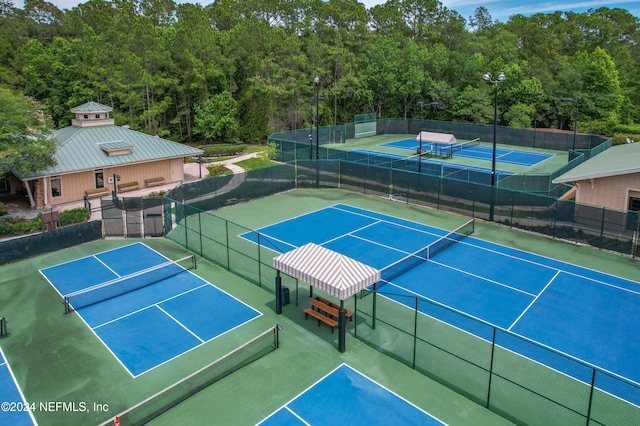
[313,76,325,160]
[309,99,314,160]
[527,92,542,148]
[429,101,439,119]
[436,88,450,121]
[561,97,578,151]
[343,89,354,143]
[417,101,425,173]
[483,71,505,221]
[197,155,203,179]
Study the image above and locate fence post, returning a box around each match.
[585,369,597,426]
[198,213,203,256]
[412,296,419,369]
[599,207,606,250]
[633,212,639,258]
[486,328,497,409]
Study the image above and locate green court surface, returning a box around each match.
[323,133,568,175]
[0,238,510,425]
[1,189,639,425]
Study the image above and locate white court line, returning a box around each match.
[156,305,205,343]
[0,347,38,425]
[428,258,537,297]
[92,283,209,330]
[508,270,561,331]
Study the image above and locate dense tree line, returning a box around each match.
[1,0,638,145]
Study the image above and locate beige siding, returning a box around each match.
[47,159,178,207]
[575,172,640,210]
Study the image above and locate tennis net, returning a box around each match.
[381,218,475,283]
[450,138,480,153]
[63,254,196,314]
[100,325,281,426]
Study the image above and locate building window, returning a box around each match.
[95,171,104,188]
[51,177,62,197]
[83,114,88,119]
[629,197,640,212]
[95,114,101,119]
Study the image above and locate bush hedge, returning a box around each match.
[199,144,248,157]
[0,207,90,237]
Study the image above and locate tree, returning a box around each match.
[0,88,56,177]
[193,92,239,143]
[468,6,493,32]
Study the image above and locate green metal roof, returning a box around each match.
[24,124,203,179]
[99,141,133,152]
[553,142,640,184]
[70,101,112,113]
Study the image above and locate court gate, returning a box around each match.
[101,196,164,238]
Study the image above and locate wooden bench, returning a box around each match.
[304,298,339,332]
[117,181,139,193]
[144,177,165,188]
[304,308,338,332]
[85,187,110,198]
[316,296,354,321]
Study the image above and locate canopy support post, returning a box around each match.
[372,281,377,330]
[338,300,346,353]
[275,271,282,314]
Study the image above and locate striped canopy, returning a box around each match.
[273,243,380,300]
[416,131,457,145]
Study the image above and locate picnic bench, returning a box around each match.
[117,181,139,193]
[315,296,354,321]
[304,298,339,332]
[85,187,110,198]
[144,177,165,188]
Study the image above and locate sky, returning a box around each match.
[11,0,640,23]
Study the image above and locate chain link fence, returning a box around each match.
[162,163,639,426]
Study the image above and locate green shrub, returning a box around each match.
[0,202,7,216]
[612,133,640,145]
[59,208,90,226]
[199,144,248,157]
[0,216,42,236]
[0,207,89,237]
[207,165,233,176]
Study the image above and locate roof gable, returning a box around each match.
[553,142,640,184]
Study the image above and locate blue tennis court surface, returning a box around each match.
[40,243,261,377]
[382,138,552,166]
[0,347,37,426]
[242,204,640,404]
[258,364,445,425]
[349,149,514,182]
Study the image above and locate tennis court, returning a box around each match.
[258,364,445,425]
[242,203,640,404]
[349,149,514,182]
[0,347,36,426]
[382,138,552,166]
[39,242,261,377]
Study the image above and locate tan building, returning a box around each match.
[553,142,640,213]
[10,101,203,210]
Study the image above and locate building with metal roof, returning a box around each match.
[10,101,203,210]
[552,141,640,212]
